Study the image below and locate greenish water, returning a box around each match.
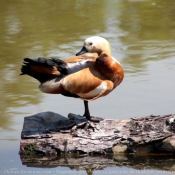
[0,0,175,174]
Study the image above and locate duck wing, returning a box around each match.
[20,53,102,98]
[60,66,114,101]
[20,53,98,82]
[21,53,122,100]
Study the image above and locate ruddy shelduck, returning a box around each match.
[21,36,124,122]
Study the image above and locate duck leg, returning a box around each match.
[83,101,91,120]
[83,101,103,122]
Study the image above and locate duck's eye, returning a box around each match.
[89,42,93,46]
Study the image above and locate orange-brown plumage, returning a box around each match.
[21,36,124,121]
[30,65,61,75]
[64,53,98,63]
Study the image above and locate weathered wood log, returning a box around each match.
[20,112,175,156]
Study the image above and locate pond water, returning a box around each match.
[0,0,175,174]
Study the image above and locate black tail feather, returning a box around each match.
[20,57,68,82]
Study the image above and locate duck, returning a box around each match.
[20,36,124,122]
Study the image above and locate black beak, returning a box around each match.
[76,46,88,56]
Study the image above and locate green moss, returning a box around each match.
[23,142,36,155]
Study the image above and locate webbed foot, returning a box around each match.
[84,116,104,123]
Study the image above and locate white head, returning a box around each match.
[76,36,111,56]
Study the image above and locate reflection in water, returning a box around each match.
[5,7,22,36]
[104,0,175,73]
[122,40,175,74]
[20,154,175,174]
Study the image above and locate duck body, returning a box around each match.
[21,36,124,121]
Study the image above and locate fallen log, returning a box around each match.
[20,112,175,156]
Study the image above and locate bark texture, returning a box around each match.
[20,112,175,156]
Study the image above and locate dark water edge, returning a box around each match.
[20,154,175,174]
